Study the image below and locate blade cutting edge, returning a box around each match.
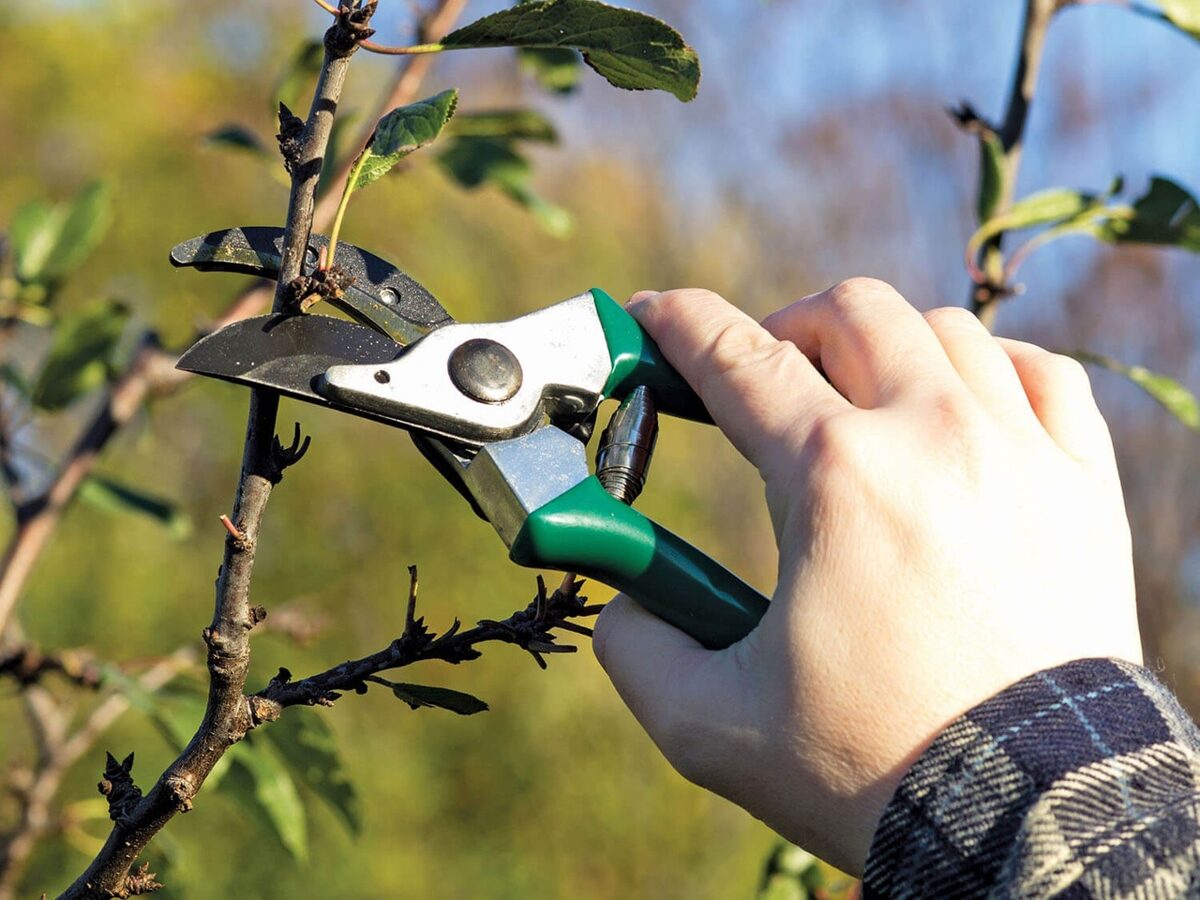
[177,314,413,427]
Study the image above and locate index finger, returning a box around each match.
[628,289,846,475]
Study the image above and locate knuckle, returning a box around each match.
[653,288,725,318]
[700,319,786,383]
[825,277,903,311]
[1019,350,1094,399]
[1044,354,1093,393]
[797,412,871,482]
[923,305,980,332]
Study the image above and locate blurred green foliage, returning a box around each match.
[0,2,779,896]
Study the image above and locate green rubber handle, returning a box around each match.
[591,288,711,423]
[510,478,769,649]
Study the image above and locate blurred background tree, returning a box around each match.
[1,0,1198,897]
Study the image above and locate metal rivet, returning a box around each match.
[374,370,390,384]
[447,339,522,404]
[379,288,399,307]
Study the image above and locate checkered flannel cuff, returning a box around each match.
[863,658,1200,898]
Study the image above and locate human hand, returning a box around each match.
[592,279,1141,874]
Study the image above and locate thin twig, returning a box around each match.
[312,0,470,227]
[0,644,104,690]
[253,575,598,717]
[359,39,443,55]
[966,0,1060,330]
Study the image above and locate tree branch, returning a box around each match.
[252,574,598,721]
[0,643,104,690]
[966,0,1060,330]
[59,8,370,894]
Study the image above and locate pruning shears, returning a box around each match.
[172,227,770,649]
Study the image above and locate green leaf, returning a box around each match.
[40,181,114,285]
[438,137,573,236]
[450,109,558,143]
[975,132,1005,223]
[439,137,528,189]
[272,39,325,118]
[222,738,308,862]
[351,90,459,190]
[9,182,113,289]
[385,681,489,715]
[79,475,192,539]
[441,0,701,102]
[261,713,361,836]
[1161,0,1200,38]
[966,184,1119,262]
[205,124,271,158]
[9,199,64,285]
[518,46,583,94]
[1096,176,1200,251]
[31,300,129,410]
[1075,351,1200,431]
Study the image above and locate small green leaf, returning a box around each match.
[1096,176,1200,251]
[976,132,1005,223]
[450,109,558,143]
[441,0,701,102]
[966,186,1116,262]
[385,681,489,715]
[205,124,271,158]
[1075,351,1200,431]
[351,89,459,190]
[1161,0,1200,38]
[79,475,192,539]
[40,181,114,285]
[222,738,308,862]
[9,182,113,289]
[438,137,573,236]
[518,46,583,93]
[261,713,361,836]
[10,199,64,286]
[31,300,130,410]
[272,39,325,118]
[439,137,528,189]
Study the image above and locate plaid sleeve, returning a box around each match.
[862,658,1200,898]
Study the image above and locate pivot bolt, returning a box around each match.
[447,339,523,404]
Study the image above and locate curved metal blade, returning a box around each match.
[177,314,412,425]
[170,226,453,344]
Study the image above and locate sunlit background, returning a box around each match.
[2,0,1198,896]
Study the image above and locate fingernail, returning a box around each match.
[625,290,659,316]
